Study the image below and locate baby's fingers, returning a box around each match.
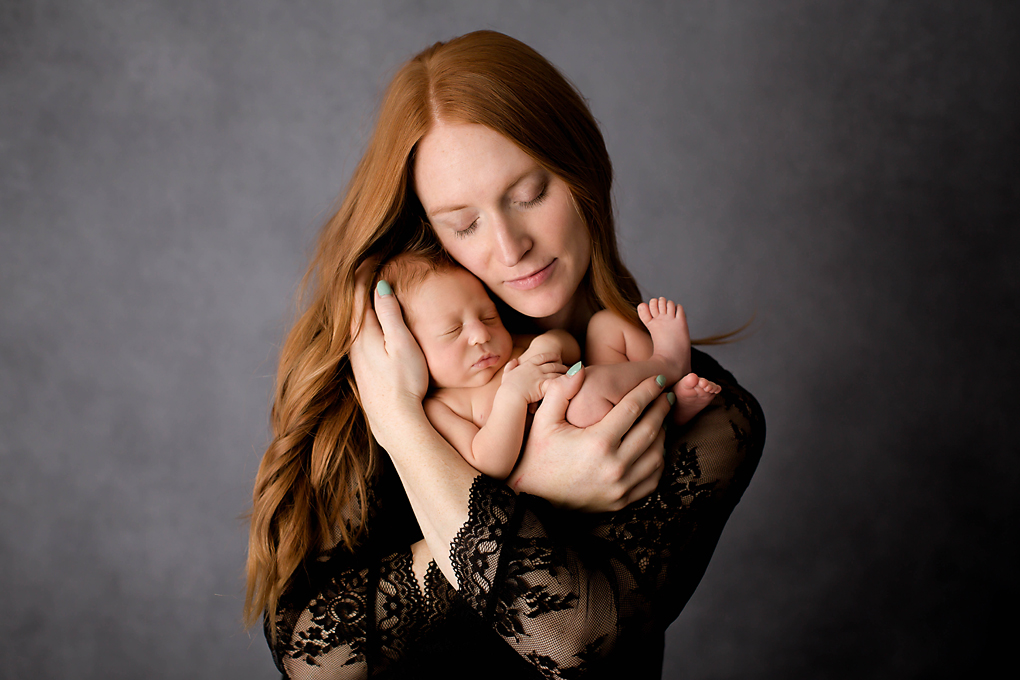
[521,351,562,367]
[531,364,585,430]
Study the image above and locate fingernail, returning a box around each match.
[655,375,666,388]
[667,392,676,406]
[566,361,583,376]
[376,280,392,296]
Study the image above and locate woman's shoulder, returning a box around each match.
[690,347,734,383]
[691,349,763,417]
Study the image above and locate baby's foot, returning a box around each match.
[637,297,691,383]
[671,372,722,425]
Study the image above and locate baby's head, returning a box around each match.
[378,253,513,389]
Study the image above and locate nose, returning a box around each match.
[466,320,492,346]
[492,214,532,267]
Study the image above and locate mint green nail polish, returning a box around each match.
[376,280,392,296]
[667,392,676,406]
[567,361,583,376]
[655,375,666,388]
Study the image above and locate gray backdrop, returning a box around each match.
[2,1,1016,678]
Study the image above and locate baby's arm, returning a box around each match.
[424,397,517,479]
[425,348,568,479]
[523,329,581,366]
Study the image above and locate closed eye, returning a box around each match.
[454,219,479,239]
[518,185,547,209]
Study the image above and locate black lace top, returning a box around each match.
[266,349,765,679]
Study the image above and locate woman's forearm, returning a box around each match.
[375,403,479,585]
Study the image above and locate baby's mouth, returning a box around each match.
[473,353,499,369]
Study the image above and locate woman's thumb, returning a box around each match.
[533,362,584,426]
[374,280,410,337]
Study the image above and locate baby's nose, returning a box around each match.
[468,322,491,344]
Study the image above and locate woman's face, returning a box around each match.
[413,122,591,325]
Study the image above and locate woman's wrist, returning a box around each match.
[368,398,431,453]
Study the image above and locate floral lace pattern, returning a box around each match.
[273,551,447,677]
[268,349,765,678]
[290,565,371,669]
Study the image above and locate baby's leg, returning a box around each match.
[567,308,675,428]
[588,300,688,385]
[566,301,719,428]
[585,309,652,365]
[670,372,722,426]
[566,311,654,427]
[636,297,690,379]
[638,298,720,424]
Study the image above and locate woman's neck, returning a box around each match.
[532,294,598,345]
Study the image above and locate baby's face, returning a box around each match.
[403,268,514,389]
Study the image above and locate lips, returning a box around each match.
[473,354,500,369]
[504,260,556,291]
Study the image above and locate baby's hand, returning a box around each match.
[501,352,567,404]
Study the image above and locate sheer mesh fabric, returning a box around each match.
[267,349,765,679]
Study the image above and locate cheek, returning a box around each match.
[423,342,452,372]
[496,327,512,351]
[564,224,591,275]
[437,236,493,282]
[564,209,590,255]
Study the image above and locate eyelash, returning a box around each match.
[452,186,548,239]
[454,220,478,239]
[519,186,547,208]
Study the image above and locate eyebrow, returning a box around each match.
[428,170,542,217]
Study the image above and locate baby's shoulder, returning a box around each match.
[426,386,477,421]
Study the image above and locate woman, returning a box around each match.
[245,30,764,679]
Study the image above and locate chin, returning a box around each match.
[506,289,571,320]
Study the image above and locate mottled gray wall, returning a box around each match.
[2,1,1016,678]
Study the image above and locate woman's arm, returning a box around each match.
[351,271,669,583]
[270,352,761,679]
[446,349,765,674]
[267,538,458,678]
[341,269,762,676]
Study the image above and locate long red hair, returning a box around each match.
[245,30,642,635]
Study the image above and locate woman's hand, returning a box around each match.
[564,363,639,428]
[509,366,671,512]
[349,261,430,446]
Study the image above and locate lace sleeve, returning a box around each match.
[266,350,763,678]
[446,348,765,677]
[268,550,459,678]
